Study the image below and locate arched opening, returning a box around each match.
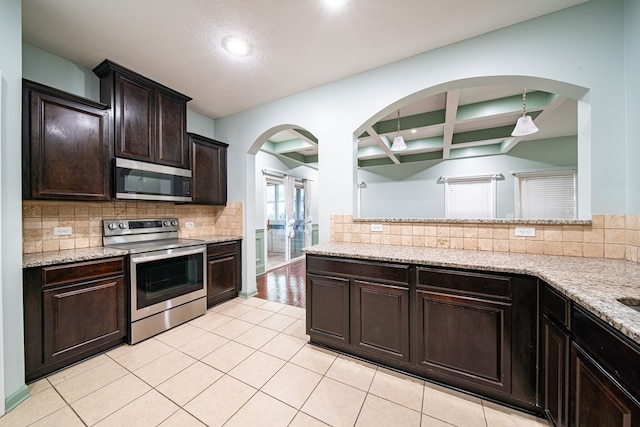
[353,76,590,221]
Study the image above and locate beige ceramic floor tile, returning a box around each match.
[260,333,308,361]
[356,394,422,426]
[29,405,85,427]
[259,313,297,332]
[212,301,255,317]
[158,409,207,427]
[289,411,331,427]
[133,349,196,387]
[93,389,179,427]
[234,325,279,349]
[483,400,549,426]
[105,342,137,359]
[262,362,322,409]
[47,353,110,385]
[237,307,274,324]
[422,382,485,427]
[177,331,229,360]
[110,338,173,371]
[228,350,286,389]
[326,354,377,391]
[155,323,207,348]
[369,367,424,411]
[283,318,309,340]
[224,391,298,427]
[54,358,128,403]
[279,305,306,319]
[290,344,338,375]
[188,311,233,331]
[27,378,52,395]
[237,296,269,307]
[0,388,66,427]
[301,377,367,427]
[211,318,254,339]
[184,375,256,426]
[71,373,151,426]
[421,414,457,426]
[258,300,288,312]
[200,341,255,372]
[156,361,223,406]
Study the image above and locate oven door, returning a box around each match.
[130,245,207,322]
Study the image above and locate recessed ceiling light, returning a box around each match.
[223,36,252,57]
[324,0,346,9]
[411,129,417,133]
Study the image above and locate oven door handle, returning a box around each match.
[130,245,206,264]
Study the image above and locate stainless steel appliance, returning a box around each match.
[114,158,192,202]
[103,218,206,344]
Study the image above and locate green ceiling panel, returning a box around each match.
[373,110,446,134]
[399,151,444,163]
[449,144,502,159]
[456,91,554,121]
[270,138,314,153]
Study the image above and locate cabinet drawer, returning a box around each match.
[416,267,511,301]
[207,241,238,257]
[43,258,125,288]
[542,284,570,328]
[307,256,409,285]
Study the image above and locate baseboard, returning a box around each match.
[5,384,29,413]
[239,290,258,299]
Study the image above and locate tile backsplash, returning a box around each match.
[22,200,243,254]
[331,214,640,263]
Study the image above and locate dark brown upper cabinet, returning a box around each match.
[188,133,228,205]
[22,80,111,201]
[93,60,191,169]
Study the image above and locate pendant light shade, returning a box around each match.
[511,88,539,137]
[391,109,407,151]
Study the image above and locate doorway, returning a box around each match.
[265,175,307,271]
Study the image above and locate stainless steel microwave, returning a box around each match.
[114,158,192,202]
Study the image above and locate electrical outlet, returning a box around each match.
[53,226,73,236]
[370,224,383,232]
[185,222,194,228]
[515,226,535,237]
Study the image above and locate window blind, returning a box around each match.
[517,172,576,219]
[445,178,495,219]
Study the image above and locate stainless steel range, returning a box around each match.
[103,218,206,344]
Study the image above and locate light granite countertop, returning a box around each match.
[22,235,243,269]
[303,242,640,345]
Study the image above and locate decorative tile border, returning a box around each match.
[330,214,640,262]
[22,200,244,254]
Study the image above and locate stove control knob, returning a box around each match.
[119,222,128,229]
[171,220,178,227]
[163,220,170,227]
[107,222,117,230]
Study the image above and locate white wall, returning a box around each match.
[215,0,630,295]
[0,0,25,412]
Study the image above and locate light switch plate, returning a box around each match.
[53,226,72,236]
[370,224,383,232]
[515,226,535,237]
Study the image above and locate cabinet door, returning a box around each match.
[414,289,512,393]
[543,317,569,427]
[352,280,409,363]
[570,343,640,426]
[43,275,126,365]
[115,74,155,162]
[190,134,228,205]
[27,88,110,200]
[307,274,350,345]
[207,253,239,307]
[156,90,189,168]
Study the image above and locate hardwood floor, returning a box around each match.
[256,258,306,308]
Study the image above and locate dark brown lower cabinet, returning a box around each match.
[352,280,409,363]
[24,257,126,382]
[307,273,350,346]
[543,317,570,427]
[206,240,242,307]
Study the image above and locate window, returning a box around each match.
[514,169,576,219]
[444,175,497,219]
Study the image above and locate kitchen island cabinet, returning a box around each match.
[22,79,111,201]
[23,257,126,382]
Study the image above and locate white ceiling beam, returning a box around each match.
[366,126,401,164]
[289,129,319,148]
[442,89,460,159]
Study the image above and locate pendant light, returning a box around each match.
[391,109,407,151]
[511,88,539,137]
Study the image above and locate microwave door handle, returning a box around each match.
[131,246,206,264]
